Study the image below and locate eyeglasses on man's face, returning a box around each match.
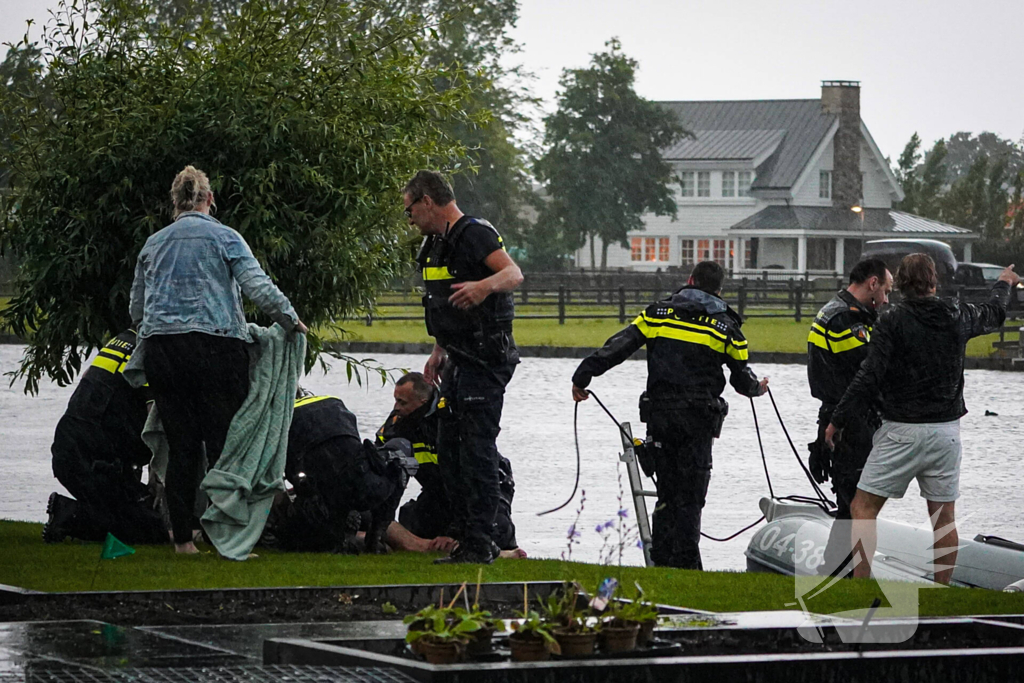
[404,195,424,218]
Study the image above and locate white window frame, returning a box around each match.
[738,171,753,197]
[679,172,695,197]
[819,170,832,199]
[722,171,736,197]
[632,236,671,263]
[697,171,711,198]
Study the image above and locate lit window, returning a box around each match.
[697,239,711,261]
[630,237,642,261]
[697,172,711,197]
[645,238,656,261]
[659,238,670,262]
[738,171,752,197]
[722,171,736,197]
[680,239,694,265]
[679,172,695,197]
[713,239,727,265]
[819,171,832,199]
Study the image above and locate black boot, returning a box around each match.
[433,540,499,565]
[42,492,78,544]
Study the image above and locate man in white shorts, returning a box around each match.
[826,254,1018,584]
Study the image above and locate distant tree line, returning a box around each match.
[893,130,1024,265]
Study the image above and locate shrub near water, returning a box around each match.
[0,0,472,392]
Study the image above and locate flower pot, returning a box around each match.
[509,633,551,662]
[465,627,495,658]
[600,623,640,653]
[418,639,463,665]
[554,628,597,657]
[637,620,656,646]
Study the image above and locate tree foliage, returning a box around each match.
[534,38,686,270]
[941,131,1024,183]
[0,0,473,392]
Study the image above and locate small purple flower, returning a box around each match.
[636,539,644,549]
[618,509,630,519]
[595,524,603,533]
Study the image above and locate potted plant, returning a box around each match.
[612,587,660,647]
[509,609,560,662]
[541,584,599,657]
[404,605,482,664]
[462,605,506,657]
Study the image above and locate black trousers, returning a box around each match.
[51,416,167,544]
[647,406,715,570]
[267,436,400,552]
[816,405,879,573]
[437,358,515,550]
[144,333,249,543]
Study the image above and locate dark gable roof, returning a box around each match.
[659,100,836,191]
[730,206,973,235]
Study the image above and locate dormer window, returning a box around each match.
[697,172,710,197]
[722,172,736,197]
[680,172,694,197]
[819,171,832,199]
[738,171,753,197]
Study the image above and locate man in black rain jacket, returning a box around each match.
[46,328,169,545]
[807,258,892,572]
[571,261,768,569]
[827,254,1018,584]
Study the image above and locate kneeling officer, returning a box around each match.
[47,328,169,545]
[571,262,768,570]
[263,393,417,553]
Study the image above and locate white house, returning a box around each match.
[576,81,976,274]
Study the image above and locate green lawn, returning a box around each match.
[4,521,1023,617]
[326,317,1014,358]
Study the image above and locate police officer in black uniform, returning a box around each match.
[262,393,417,554]
[402,170,523,565]
[807,258,892,571]
[571,262,768,570]
[46,328,169,545]
[377,372,518,552]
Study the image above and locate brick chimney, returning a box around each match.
[821,80,862,208]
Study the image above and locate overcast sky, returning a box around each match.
[3,0,1021,160]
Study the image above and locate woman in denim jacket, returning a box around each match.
[130,166,307,554]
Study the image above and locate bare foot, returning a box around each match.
[175,541,199,554]
[499,547,527,559]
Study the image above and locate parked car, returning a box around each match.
[860,239,958,286]
[954,262,1006,287]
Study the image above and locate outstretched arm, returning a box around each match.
[571,324,646,401]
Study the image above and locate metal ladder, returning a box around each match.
[617,422,656,567]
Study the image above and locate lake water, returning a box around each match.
[1,345,1022,571]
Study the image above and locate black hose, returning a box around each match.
[750,396,775,499]
[766,386,833,507]
[536,401,582,516]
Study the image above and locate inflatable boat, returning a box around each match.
[745,497,1024,590]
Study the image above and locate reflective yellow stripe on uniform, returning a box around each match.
[633,313,748,361]
[91,355,120,374]
[808,322,869,353]
[423,266,454,281]
[294,395,339,409]
[412,442,439,465]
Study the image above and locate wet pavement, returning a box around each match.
[0,619,416,681]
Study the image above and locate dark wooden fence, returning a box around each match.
[366,276,1022,326]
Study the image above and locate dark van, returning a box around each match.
[860,239,958,286]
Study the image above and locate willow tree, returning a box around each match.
[0,0,472,392]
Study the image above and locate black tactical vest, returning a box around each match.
[287,396,361,468]
[416,216,516,361]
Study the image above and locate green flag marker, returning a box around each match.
[100,533,135,560]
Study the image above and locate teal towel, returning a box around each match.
[200,323,305,560]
